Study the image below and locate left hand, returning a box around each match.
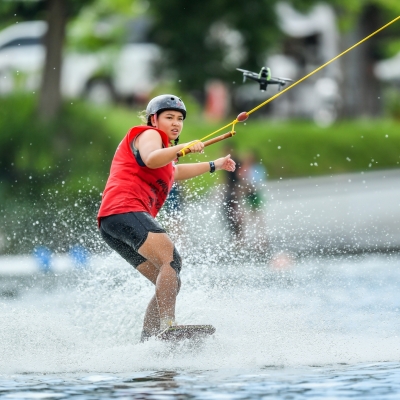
[214,154,236,172]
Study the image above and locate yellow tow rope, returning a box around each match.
[179,15,400,157]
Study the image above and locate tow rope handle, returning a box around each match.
[177,131,236,158]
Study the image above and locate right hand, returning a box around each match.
[185,140,205,154]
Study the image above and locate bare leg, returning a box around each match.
[136,232,181,338]
[143,294,160,333]
[136,261,160,337]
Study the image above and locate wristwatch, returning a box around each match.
[209,161,216,173]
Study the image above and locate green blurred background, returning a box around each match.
[0,0,399,255]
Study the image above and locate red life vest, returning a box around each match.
[97,126,174,225]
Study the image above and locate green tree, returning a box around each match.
[0,0,96,120]
[0,0,145,200]
[67,0,147,52]
[39,0,68,120]
[147,0,280,97]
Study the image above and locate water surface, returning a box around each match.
[1,253,400,399]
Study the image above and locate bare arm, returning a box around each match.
[175,154,236,181]
[136,129,204,169]
[174,162,211,180]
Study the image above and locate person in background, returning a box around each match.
[240,150,269,251]
[164,182,183,215]
[222,144,243,242]
[97,94,236,342]
[240,150,267,212]
[162,181,185,245]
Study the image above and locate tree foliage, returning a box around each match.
[0,2,46,27]
[147,0,281,94]
[0,0,98,30]
[0,0,97,119]
[67,0,146,52]
[291,0,400,53]
[289,0,400,117]
[0,95,115,197]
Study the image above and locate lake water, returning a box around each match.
[1,252,400,399]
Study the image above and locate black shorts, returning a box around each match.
[99,212,167,269]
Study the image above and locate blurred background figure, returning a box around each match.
[164,182,183,216]
[269,250,295,270]
[222,144,243,242]
[33,246,52,273]
[162,182,185,244]
[69,245,90,269]
[204,80,230,121]
[240,150,269,252]
[241,150,267,211]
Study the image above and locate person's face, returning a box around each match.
[152,110,184,142]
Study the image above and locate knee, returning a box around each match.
[170,247,182,274]
[170,247,182,294]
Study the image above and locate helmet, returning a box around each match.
[146,94,186,125]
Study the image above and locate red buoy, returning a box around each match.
[236,112,249,122]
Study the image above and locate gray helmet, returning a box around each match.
[146,94,186,125]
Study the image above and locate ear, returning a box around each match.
[151,114,158,127]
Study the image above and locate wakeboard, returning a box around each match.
[157,324,215,342]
